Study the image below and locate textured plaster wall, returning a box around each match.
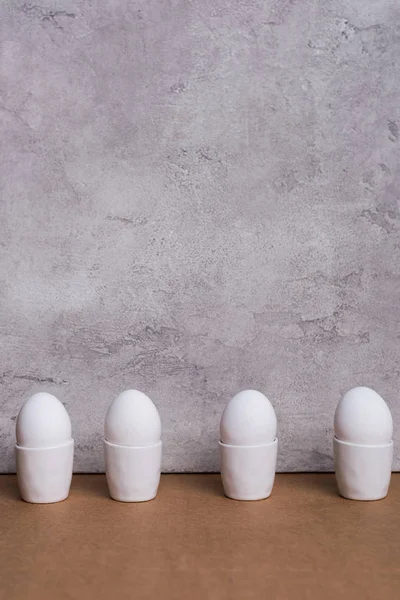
[1,0,400,472]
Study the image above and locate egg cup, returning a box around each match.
[104,439,162,502]
[16,439,74,504]
[333,437,393,501]
[219,438,278,501]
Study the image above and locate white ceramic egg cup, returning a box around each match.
[105,440,162,502]
[333,437,393,501]
[219,438,278,501]
[16,439,74,504]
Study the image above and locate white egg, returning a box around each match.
[220,389,277,446]
[334,386,393,445]
[105,389,161,447]
[16,392,72,448]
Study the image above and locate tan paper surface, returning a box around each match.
[1,474,399,599]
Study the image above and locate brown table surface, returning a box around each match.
[0,474,399,599]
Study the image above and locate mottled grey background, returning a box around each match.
[1,0,399,473]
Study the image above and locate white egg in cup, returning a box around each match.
[334,387,393,501]
[16,392,74,503]
[219,390,278,501]
[104,389,162,502]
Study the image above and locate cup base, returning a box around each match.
[333,437,393,501]
[104,440,162,502]
[16,440,74,504]
[219,439,278,501]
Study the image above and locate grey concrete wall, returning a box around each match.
[1,0,400,473]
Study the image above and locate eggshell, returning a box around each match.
[105,390,161,447]
[16,392,72,449]
[334,387,393,445]
[220,390,277,446]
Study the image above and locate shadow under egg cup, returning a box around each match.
[104,439,162,502]
[16,439,74,504]
[333,437,393,501]
[219,438,278,501]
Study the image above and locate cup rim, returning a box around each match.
[219,438,278,449]
[333,436,393,449]
[15,438,74,451]
[104,439,162,450]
